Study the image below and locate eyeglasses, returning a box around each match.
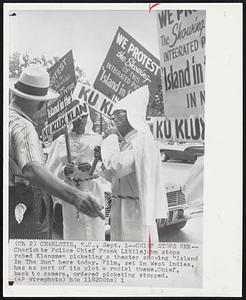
[111,110,127,121]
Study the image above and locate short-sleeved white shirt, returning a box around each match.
[9,103,44,186]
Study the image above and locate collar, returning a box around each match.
[124,129,138,143]
[10,103,38,127]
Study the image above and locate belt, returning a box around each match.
[113,195,139,200]
[66,175,99,185]
[65,176,100,222]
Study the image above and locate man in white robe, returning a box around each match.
[47,113,105,240]
[99,85,168,242]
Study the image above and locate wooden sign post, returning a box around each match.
[64,126,72,163]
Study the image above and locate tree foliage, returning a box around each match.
[9,51,89,84]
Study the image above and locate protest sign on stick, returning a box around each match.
[46,49,78,124]
[93,26,164,116]
[41,50,89,162]
[72,82,115,120]
[42,101,88,140]
[43,81,113,141]
[44,50,79,162]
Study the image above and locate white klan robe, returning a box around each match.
[100,85,168,242]
[47,115,105,241]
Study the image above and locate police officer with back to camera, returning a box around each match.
[9,65,104,239]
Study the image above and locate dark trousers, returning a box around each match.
[9,184,53,239]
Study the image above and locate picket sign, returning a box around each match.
[72,82,115,120]
[42,101,89,140]
[40,50,80,163]
[93,26,161,103]
[156,10,206,119]
[151,115,204,143]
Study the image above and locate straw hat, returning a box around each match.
[9,65,60,101]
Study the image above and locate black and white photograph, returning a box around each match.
[3,3,242,297]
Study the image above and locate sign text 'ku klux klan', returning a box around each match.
[42,82,115,141]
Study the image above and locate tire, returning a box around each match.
[170,220,187,230]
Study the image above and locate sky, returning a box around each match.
[9,9,160,84]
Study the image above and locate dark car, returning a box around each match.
[159,142,204,163]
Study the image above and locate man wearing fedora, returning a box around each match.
[9,65,104,239]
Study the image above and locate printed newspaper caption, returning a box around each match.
[9,240,201,287]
